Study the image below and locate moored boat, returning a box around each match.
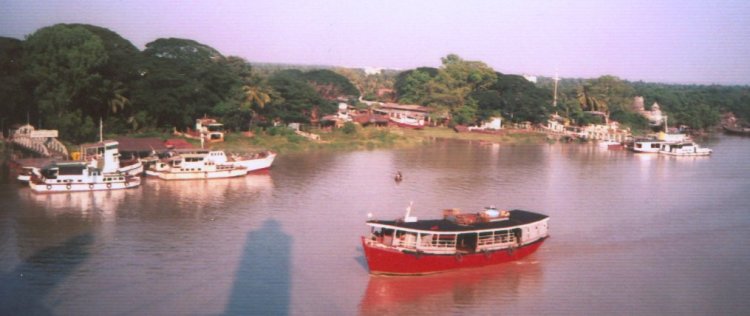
[659,141,712,156]
[163,149,276,173]
[145,151,249,180]
[362,204,549,275]
[389,115,425,129]
[28,161,140,193]
[629,138,668,153]
[722,124,750,136]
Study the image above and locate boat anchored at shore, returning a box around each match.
[29,161,140,193]
[145,152,247,180]
[362,204,549,275]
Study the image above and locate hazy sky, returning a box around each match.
[2,0,749,85]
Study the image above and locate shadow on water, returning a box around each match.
[223,219,292,316]
[0,233,93,315]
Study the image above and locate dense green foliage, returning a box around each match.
[0,24,356,143]
[2,23,748,144]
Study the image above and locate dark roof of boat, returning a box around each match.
[367,209,548,232]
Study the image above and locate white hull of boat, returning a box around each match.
[119,161,144,176]
[145,168,248,180]
[230,153,276,172]
[29,177,141,193]
[659,150,712,156]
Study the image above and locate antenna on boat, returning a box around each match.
[404,201,417,222]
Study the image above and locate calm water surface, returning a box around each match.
[1,136,749,315]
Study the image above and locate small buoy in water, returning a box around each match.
[394,171,403,182]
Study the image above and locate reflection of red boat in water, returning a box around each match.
[360,260,543,315]
[362,204,549,275]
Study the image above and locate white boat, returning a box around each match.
[389,114,425,129]
[226,151,276,172]
[28,162,140,193]
[145,152,249,180]
[165,149,276,172]
[659,142,712,156]
[598,139,623,150]
[630,138,668,153]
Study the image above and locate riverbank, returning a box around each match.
[206,126,550,154]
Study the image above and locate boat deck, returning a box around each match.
[368,209,548,232]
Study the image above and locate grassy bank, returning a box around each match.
[207,126,549,154]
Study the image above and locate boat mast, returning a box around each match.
[99,117,103,143]
[552,72,559,108]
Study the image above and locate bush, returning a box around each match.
[342,122,357,135]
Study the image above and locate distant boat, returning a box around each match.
[362,204,549,275]
[629,138,668,153]
[722,124,750,136]
[598,139,623,150]
[659,142,712,156]
[389,115,425,129]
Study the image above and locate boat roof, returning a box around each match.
[367,209,548,233]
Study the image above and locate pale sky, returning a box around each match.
[2,0,749,85]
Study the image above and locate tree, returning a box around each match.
[23,24,108,142]
[394,67,439,104]
[0,37,33,132]
[131,38,242,130]
[265,71,331,123]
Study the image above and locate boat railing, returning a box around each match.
[416,235,457,253]
[476,231,517,251]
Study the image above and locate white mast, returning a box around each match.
[99,117,103,143]
[552,72,559,108]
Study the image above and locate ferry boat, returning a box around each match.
[28,161,140,193]
[145,152,249,180]
[659,142,712,156]
[362,204,549,275]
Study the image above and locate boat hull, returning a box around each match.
[362,236,547,275]
[145,168,248,180]
[29,177,141,193]
[389,118,424,129]
[230,153,276,172]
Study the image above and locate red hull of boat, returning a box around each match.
[361,236,547,275]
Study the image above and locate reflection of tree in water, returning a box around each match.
[0,233,93,315]
[359,261,542,315]
[224,219,292,315]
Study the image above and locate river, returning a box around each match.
[1,135,749,315]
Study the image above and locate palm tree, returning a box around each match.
[107,81,129,114]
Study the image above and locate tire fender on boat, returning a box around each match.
[65,184,71,190]
[455,252,463,262]
[89,184,94,189]
[46,184,52,190]
[507,247,515,256]
[483,250,492,259]
[106,183,112,189]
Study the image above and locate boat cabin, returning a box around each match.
[366,208,549,255]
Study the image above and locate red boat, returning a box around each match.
[362,205,549,275]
